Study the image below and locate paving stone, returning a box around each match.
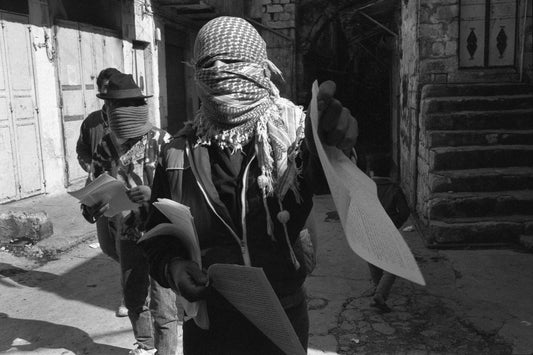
[372,322,396,335]
[341,308,364,321]
[420,330,438,337]
[395,311,413,321]
[339,320,353,331]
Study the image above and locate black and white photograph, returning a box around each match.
[0,0,532,354]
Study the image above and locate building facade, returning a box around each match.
[295,0,532,245]
[1,0,299,203]
[399,0,533,245]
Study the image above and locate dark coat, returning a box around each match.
[141,127,324,303]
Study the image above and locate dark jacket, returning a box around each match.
[76,108,109,179]
[141,126,324,305]
[373,177,410,228]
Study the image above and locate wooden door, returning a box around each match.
[55,20,124,185]
[0,12,43,202]
[56,20,86,184]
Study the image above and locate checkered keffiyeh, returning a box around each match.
[192,16,306,200]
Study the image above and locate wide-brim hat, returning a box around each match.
[96,72,152,100]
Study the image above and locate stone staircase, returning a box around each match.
[417,83,533,245]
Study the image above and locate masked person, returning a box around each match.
[76,67,128,317]
[140,16,358,355]
[84,72,179,355]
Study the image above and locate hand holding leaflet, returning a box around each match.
[68,174,139,217]
[309,80,425,285]
[141,199,307,355]
[140,199,208,329]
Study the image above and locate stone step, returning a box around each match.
[428,216,531,244]
[422,83,533,99]
[427,129,533,148]
[428,190,533,220]
[430,145,533,170]
[422,94,533,114]
[424,109,533,131]
[429,167,533,193]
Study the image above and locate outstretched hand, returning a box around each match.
[316,80,358,152]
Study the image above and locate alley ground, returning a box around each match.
[1,195,533,354]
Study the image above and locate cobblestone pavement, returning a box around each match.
[1,194,532,354]
[306,195,532,355]
[334,284,511,354]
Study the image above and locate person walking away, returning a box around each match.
[76,67,128,317]
[139,16,359,355]
[366,154,410,312]
[83,72,180,355]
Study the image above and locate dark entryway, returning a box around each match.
[164,26,189,135]
[298,1,398,173]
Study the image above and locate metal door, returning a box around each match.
[460,0,517,67]
[55,20,124,185]
[0,12,43,202]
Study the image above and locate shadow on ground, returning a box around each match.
[0,252,120,312]
[0,312,127,354]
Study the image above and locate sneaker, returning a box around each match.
[370,293,392,313]
[128,346,157,355]
[116,298,128,318]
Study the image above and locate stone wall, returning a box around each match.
[256,0,297,99]
[417,0,532,84]
[399,0,421,210]
[418,0,459,84]
[260,0,296,32]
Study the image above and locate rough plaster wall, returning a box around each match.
[399,0,420,211]
[28,0,65,194]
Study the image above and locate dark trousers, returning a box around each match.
[182,295,308,355]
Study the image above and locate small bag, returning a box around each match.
[294,228,316,275]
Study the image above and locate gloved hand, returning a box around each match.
[126,185,151,204]
[317,80,358,152]
[81,201,110,223]
[168,258,208,302]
